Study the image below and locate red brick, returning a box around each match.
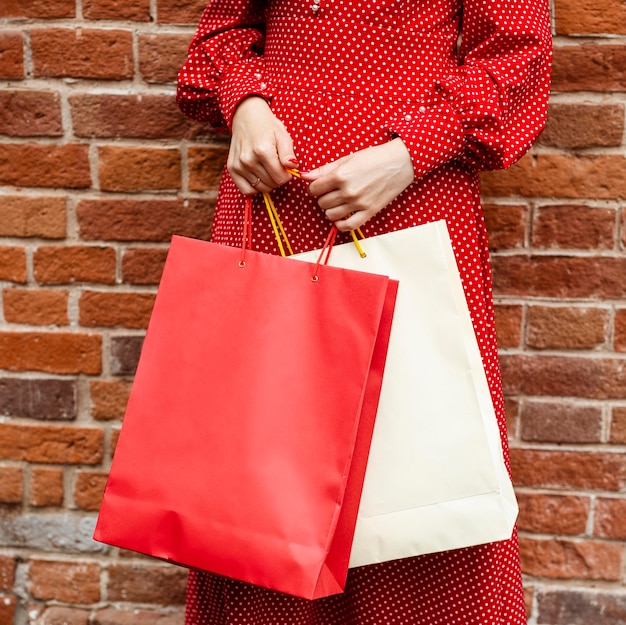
[108,564,187,604]
[74,471,108,511]
[0,378,76,421]
[90,380,132,421]
[110,336,144,376]
[0,246,27,283]
[188,146,229,191]
[523,587,533,621]
[516,492,590,535]
[532,205,615,250]
[77,198,213,242]
[551,44,626,92]
[79,291,155,329]
[122,248,168,285]
[156,0,207,24]
[71,93,210,140]
[492,256,626,299]
[538,589,626,625]
[139,33,191,83]
[32,606,91,625]
[510,448,626,491]
[0,593,16,625]
[519,401,602,443]
[110,428,121,456]
[493,303,522,348]
[93,607,184,625]
[33,246,116,285]
[0,90,63,137]
[3,289,69,326]
[0,0,75,18]
[84,0,150,20]
[593,497,626,540]
[30,467,64,507]
[28,559,101,603]
[99,146,181,192]
[610,407,626,444]
[519,537,622,581]
[539,104,624,149]
[0,556,16,590]
[0,332,102,375]
[555,0,626,35]
[501,354,626,400]
[0,423,102,464]
[0,196,66,238]
[0,143,91,189]
[0,466,23,504]
[616,309,626,352]
[482,204,526,250]
[526,306,608,350]
[481,153,626,200]
[31,29,133,80]
[504,397,519,440]
[0,32,24,79]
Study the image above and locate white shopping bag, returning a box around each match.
[293,220,518,568]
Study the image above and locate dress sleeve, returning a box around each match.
[386,0,552,179]
[176,0,271,132]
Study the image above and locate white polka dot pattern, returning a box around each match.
[177,0,551,623]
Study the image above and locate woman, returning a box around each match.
[176,0,551,623]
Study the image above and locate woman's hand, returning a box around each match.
[300,139,415,231]
[228,96,298,195]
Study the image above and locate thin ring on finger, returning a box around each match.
[251,176,262,188]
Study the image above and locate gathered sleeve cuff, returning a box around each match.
[385,0,552,180]
[176,0,272,132]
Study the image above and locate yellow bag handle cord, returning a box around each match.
[262,192,294,257]
[265,168,366,259]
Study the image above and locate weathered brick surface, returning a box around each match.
[0,332,101,374]
[0,3,623,624]
[0,196,66,238]
[0,466,23,504]
[0,0,75,18]
[0,90,63,137]
[0,32,24,78]
[139,33,191,83]
[0,143,91,189]
[31,29,133,80]
[519,537,622,581]
[519,401,603,443]
[0,378,76,420]
[4,288,69,326]
[83,0,150,21]
[98,146,181,192]
[516,492,589,535]
[107,564,187,604]
[30,468,64,507]
[34,246,117,285]
[28,559,101,603]
[0,423,102,464]
[538,589,626,625]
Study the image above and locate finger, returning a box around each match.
[275,134,299,170]
[333,211,371,232]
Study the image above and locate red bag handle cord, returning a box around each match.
[239,196,253,267]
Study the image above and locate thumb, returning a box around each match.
[299,160,338,182]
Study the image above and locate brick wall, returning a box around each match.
[0,0,624,624]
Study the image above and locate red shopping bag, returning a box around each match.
[94,227,397,599]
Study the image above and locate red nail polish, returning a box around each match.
[288,158,299,164]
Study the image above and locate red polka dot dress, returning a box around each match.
[177,0,552,623]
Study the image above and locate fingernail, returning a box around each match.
[288,158,299,164]
[299,169,311,174]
